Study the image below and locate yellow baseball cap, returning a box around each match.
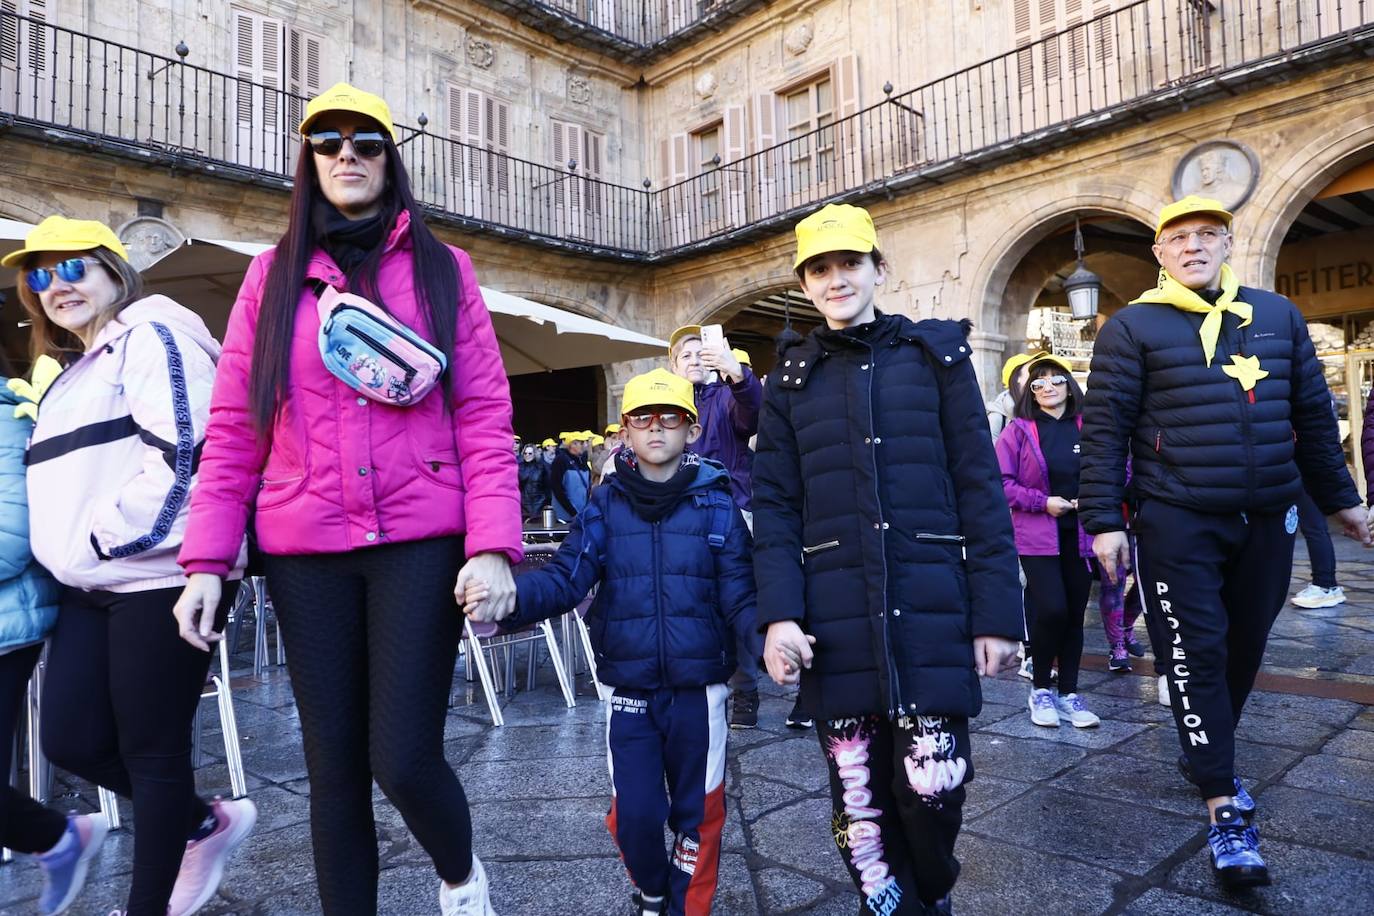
[731,348,752,366]
[1025,353,1075,377]
[591,435,605,446]
[621,368,697,418]
[668,325,702,354]
[604,423,622,434]
[557,431,572,443]
[541,438,556,447]
[794,203,878,269]
[1,215,130,268]
[1001,351,1046,389]
[1155,195,1232,239]
[298,82,396,141]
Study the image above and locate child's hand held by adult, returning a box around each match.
[764,620,816,686]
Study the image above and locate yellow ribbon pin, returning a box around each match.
[1220,354,1269,392]
[7,355,63,422]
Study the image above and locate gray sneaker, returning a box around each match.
[1054,692,1100,728]
[1028,688,1059,727]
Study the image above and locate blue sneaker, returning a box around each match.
[1232,777,1256,819]
[1207,804,1269,889]
[37,813,109,915]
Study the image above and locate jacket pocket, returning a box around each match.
[802,538,840,555]
[416,454,465,491]
[257,472,307,509]
[914,533,965,545]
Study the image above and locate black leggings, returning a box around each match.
[263,536,473,915]
[0,644,67,854]
[1020,527,1094,694]
[42,584,230,916]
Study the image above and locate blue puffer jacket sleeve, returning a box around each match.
[507,507,603,629]
[715,508,762,662]
[0,385,59,653]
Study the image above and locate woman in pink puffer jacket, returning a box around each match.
[175,84,520,916]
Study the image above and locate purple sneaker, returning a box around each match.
[37,813,109,915]
[167,797,257,916]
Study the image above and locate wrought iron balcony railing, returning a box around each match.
[2,2,1373,261]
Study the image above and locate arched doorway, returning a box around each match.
[989,211,1157,388]
[1268,154,1374,493]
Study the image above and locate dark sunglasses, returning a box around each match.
[307,130,388,159]
[1030,375,1069,392]
[25,257,99,293]
[624,410,690,430]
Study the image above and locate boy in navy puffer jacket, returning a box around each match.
[465,368,759,916]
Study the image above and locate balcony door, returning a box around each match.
[0,0,48,120]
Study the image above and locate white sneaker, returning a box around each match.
[1018,658,1034,680]
[1028,688,1059,727]
[1158,674,1170,708]
[440,855,497,916]
[1054,692,1101,728]
[1291,583,1345,609]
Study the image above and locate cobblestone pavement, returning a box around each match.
[2,531,1372,915]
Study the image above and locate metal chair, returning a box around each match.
[224,576,283,677]
[191,608,250,799]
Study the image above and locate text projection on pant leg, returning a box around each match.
[824,718,902,916]
[1156,580,1209,747]
[902,716,968,802]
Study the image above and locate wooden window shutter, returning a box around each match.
[1065,0,1085,69]
[1093,1,1114,60]
[21,0,45,72]
[286,28,322,134]
[1039,0,1061,81]
[722,104,746,225]
[750,92,777,153]
[670,131,689,184]
[658,137,672,185]
[488,97,510,192]
[1014,0,1034,88]
[835,54,861,117]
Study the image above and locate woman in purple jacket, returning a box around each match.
[995,355,1101,730]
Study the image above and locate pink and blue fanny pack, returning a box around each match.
[314,282,447,406]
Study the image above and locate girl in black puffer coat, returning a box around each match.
[754,204,1023,916]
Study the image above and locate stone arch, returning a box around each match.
[682,268,800,328]
[970,190,1160,338]
[496,288,615,325]
[1243,114,1374,287]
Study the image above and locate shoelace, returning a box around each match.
[1211,824,1259,856]
[1034,692,1055,710]
[1066,695,1086,711]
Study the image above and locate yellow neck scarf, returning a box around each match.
[1130,264,1246,367]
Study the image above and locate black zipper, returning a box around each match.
[1235,324,1256,505]
[653,522,666,676]
[344,322,417,382]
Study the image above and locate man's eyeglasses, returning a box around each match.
[624,410,691,430]
[307,130,388,159]
[25,257,99,293]
[1159,227,1226,249]
[1029,375,1068,392]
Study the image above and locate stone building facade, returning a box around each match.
[3,1,1374,474]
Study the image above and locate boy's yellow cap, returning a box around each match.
[731,348,752,366]
[1001,351,1046,389]
[591,435,605,446]
[1,215,129,268]
[621,368,696,418]
[1155,195,1232,239]
[604,423,622,434]
[541,438,556,447]
[298,82,396,141]
[794,203,878,269]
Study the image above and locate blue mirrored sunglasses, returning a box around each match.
[25,257,96,293]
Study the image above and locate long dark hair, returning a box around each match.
[1014,359,1084,420]
[250,136,458,432]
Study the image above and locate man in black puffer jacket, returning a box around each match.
[755,204,1022,916]
[1080,195,1371,892]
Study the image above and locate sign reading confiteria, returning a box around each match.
[1275,225,1374,317]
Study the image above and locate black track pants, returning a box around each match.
[263,537,473,916]
[1132,499,1295,800]
[1020,526,1094,694]
[0,644,67,854]
[819,714,969,914]
[42,585,228,916]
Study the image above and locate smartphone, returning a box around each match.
[700,324,725,351]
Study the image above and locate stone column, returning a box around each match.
[968,329,1010,401]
